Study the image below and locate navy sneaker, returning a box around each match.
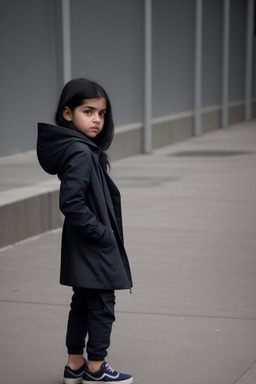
[82,362,133,383]
[64,359,87,384]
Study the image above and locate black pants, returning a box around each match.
[66,288,115,361]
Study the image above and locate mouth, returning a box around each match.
[90,126,100,132]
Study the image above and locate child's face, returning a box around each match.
[62,97,107,138]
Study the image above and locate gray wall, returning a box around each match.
[71,0,144,127]
[229,0,247,103]
[0,0,59,157]
[152,0,195,116]
[202,0,223,108]
[0,0,255,158]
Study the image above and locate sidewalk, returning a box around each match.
[0,120,256,384]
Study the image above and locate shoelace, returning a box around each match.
[105,363,115,374]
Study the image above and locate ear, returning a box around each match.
[62,106,73,121]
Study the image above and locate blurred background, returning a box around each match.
[0,0,255,160]
[1,3,256,383]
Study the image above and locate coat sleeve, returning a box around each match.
[59,144,107,242]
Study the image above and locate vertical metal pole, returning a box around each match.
[144,0,152,153]
[62,0,72,84]
[222,0,230,127]
[245,0,255,120]
[194,0,203,136]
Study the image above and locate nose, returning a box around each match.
[93,113,100,124]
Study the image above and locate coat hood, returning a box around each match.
[37,123,102,176]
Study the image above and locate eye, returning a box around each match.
[99,111,106,118]
[83,110,92,115]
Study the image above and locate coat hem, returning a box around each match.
[60,280,132,290]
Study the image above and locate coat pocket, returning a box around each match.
[97,227,115,249]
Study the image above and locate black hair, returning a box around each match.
[55,78,114,151]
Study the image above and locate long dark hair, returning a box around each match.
[55,78,114,151]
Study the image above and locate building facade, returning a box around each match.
[0,0,255,159]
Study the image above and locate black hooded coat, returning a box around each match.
[37,123,132,290]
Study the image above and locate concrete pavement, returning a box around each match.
[0,120,256,383]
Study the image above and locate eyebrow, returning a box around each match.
[82,106,107,112]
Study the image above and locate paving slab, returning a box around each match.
[0,120,256,384]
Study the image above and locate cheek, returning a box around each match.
[77,115,88,125]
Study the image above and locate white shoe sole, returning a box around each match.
[82,377,133,384]
[63,377,82,384]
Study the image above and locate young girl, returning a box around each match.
[37,78,133,384]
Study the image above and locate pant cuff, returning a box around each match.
[88,354,106,361]
[67,348,84,355]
